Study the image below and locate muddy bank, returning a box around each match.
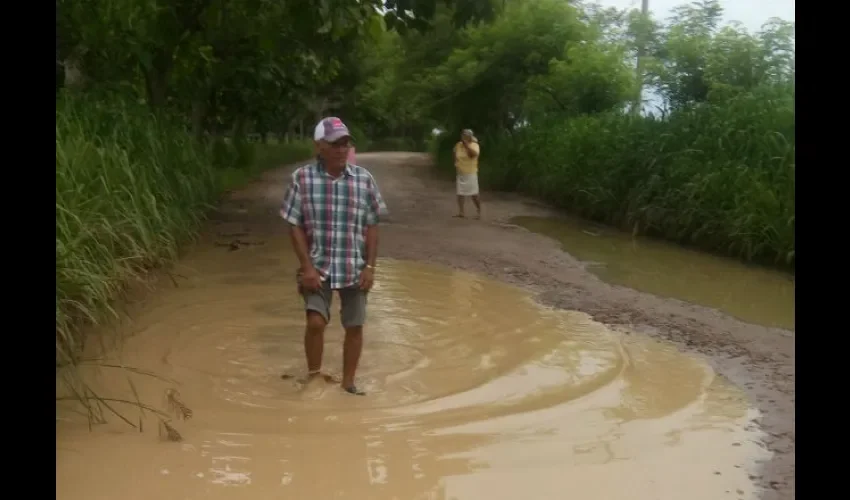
[57,152,794,499]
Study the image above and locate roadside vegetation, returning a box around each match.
[56,0,793,426]
[55,0,496,426]
[417,0,794,268]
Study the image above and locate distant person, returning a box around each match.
[281,117,387,396]
[453,129,481,219]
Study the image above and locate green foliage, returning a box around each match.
[366,137,428,152]
[436,84,794,267]
[645,0,794,110]
[254,140,316,168]
[424,0,794,268]
[56,91,218,365]
[426,0,604,132]
[211,137,255,170]
[56,0,498,139]
[372,0,640,134]
[56,90,317,367]
[218,140,316,191]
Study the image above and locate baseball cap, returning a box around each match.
[313,117,353,143]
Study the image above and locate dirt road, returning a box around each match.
[56,152,794,500]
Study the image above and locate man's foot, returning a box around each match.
[281,370,340,384]
[452,213,465,218]
[474,212,481,220]
[343,385,366,396]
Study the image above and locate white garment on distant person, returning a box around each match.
[456,173,479,196]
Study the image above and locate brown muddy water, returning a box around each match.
[56,237,771,500]
[510,215,795,331]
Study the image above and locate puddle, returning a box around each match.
[56,241,770,500]
[510,215,795,331]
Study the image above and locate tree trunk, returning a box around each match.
[143,49,174,109]
[231,116,247,139]
[191,96,208,140]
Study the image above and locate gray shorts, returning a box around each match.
[299,280,368,328]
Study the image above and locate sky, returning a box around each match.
[589,0,795,32]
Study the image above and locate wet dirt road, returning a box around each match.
[56,152,794,500]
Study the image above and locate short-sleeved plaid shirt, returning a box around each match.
[279,160,387,289]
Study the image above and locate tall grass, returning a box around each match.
[435,86,795,268]
[56,92,217,366]
[56,91,314,369]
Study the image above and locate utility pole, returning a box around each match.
[632,0,649,116]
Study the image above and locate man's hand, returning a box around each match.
[359,267,375,291]
[300,266,322,292]
[461,139,477,158]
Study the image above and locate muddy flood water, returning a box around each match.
[510,215,795,331]
[57,235,772,500]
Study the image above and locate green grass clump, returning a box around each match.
[56,92,219,365]
[434,86,795,268]
[56,92,316,368]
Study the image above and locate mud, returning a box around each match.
[55,152,794,500]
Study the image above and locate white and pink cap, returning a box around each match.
[313,117,353,143]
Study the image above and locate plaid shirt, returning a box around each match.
[279,161,386,289]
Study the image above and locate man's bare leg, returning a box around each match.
[455,195,465,217]
[342,326,363,389]
[304,311,326,379]
[471,195,481,218]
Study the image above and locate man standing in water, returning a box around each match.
[280,117,386,396]
[453,129,481,219]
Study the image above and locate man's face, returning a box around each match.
[317,136,353,169]
[461,132,471,143]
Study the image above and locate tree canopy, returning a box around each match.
[57,0,794,146]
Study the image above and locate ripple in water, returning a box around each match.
[56,248,771,500]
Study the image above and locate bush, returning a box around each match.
[365,136,427,152]
[216,139,315,191]
[434,87,795,268]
